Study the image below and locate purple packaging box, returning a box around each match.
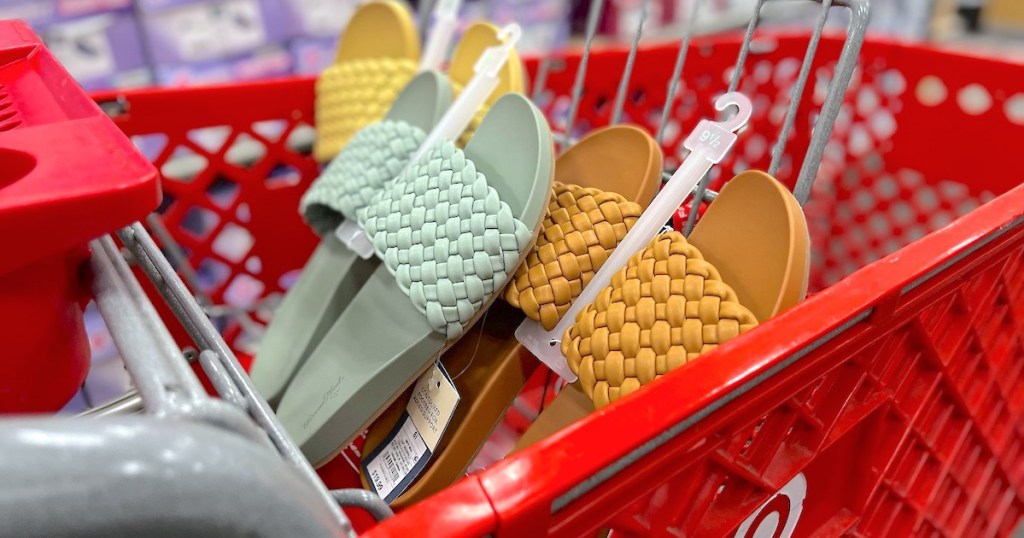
[289,36,337,75]
[139,0,291,64]
[54,0,134,20]
[155,44,292,86]
[40,10,153,91]
[0,0,58,29]
[276,0,355,39]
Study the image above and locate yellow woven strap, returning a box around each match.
[505,182,643,330]
[313,57,418,162]
[561,231,758,408]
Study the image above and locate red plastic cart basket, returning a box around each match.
[0,20,159,412]
[95,32,1024,537]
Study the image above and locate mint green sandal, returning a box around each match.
[251,72,451,406]
[275,94,554,465]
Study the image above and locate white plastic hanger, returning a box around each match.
[516,91,754,381]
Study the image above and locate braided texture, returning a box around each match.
[301,120,425,234]
[359,141,532,339]
[562,232,758,408]
[314,58,417,162]
[505,182,643,330]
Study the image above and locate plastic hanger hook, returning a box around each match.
[683,91,752,165]
[714,92,753,134]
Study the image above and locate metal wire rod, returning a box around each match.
[147,212,265,336]
[683,0,768,235]
[729,0,767,93]
[117,223,356,537]
[77,390,144,418]
[146,213,209,305]
[681,0,868,233]
[769,0,833,178]
[656,0,701,146]
[92,235,271,446]
[792,0,870,205]
[199,350,248,410]
[532,58,553,103]
[564,0,607,144]
[331,489,395,522]
[90,236,207,416]
[610,0,653,125]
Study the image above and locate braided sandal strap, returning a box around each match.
[314,58,418,162]
[301,120,426,236]
[359,141,533,339]
[562,231,758,408]
[504,182,643,330]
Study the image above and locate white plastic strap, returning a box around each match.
[516,92,754,381]
[419,0,462,72]
[339,23,522,258]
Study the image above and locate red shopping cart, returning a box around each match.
[85,22,1024,536]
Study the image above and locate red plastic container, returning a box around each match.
[0,20,159,412]
[95,32,1024,536]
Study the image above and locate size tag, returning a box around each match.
[363,363,459,503]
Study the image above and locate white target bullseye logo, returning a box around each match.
[734,473,807,538]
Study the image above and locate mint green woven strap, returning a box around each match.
[359,142,532,339]
[300,120,426,235]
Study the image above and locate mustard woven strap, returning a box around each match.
[504,182,643,330]
[313,58,418,162]
[300,120,426,235]
[561,231,758,408]
[359,141,532,339]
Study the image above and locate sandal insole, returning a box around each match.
[359,125,663,504]
[277,94,554,465]
[334,1,418,63]
[252,71,450,406]
[688,170,810,322]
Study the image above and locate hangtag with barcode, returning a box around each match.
[363,362,459,503]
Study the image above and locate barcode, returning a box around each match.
[384,451,399,482]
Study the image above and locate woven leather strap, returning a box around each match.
[505,182,643,330]
[359,141,532,339]
[314,58,417,161]
[301,120,426,235]
[562,232,758,408]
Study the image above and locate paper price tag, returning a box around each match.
[363,363,459,503]
[364,418,428,502]
[407,363,460,451]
